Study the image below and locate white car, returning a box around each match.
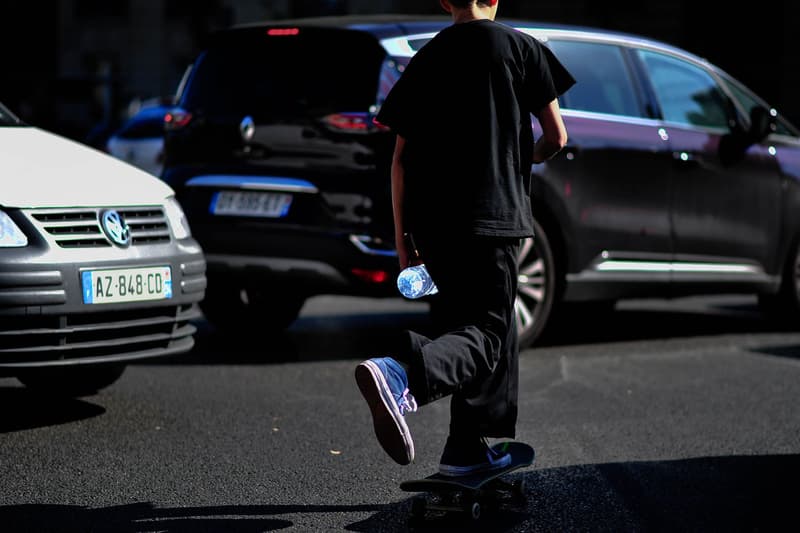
[106,105,174,177]
[0,102,206,395]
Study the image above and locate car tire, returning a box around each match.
[17,364,126,397]
[425,218,558,349]
[758,237,800,324]
[200,285,306,333]
[515,217,558,349]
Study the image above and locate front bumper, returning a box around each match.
[0,223,206,369]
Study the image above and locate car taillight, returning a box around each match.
[267,28,300,36]
[323,112,384,133]
[351,268,390,284]
[164,110,192,131]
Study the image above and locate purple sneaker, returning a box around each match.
[438,436,512,476]
[355,357,417,465]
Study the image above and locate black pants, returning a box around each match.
[398,232,520,439]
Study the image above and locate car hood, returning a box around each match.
[0,127,174,208]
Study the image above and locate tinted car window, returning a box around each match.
[378,57,410,106]
[547,40,644,118]
[407,37,433,51]
[637,50,728,129]
[181,28,386,119]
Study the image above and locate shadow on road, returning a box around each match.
[0,387,105,433]
[0,502,383,533]
[750,343,800,361]
[349,453,799,532]
[157,308,435,365]
[0,454,794,532]
[537,297,795,347]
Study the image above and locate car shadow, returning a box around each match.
[533,296,796,347]
[0,386,106,433]
[154,295,800,365]
[152,308,436,365]
[0,455,794,532]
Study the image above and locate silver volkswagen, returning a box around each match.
[0,102,206,395]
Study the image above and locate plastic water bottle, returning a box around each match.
[396,232,438,299]
[397,263,439,299]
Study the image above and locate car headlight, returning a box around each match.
[164,196,192,239]
[0,210,28,247]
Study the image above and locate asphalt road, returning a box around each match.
[1,295,798,532]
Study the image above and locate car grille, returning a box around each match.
[0,304,200,365]
[26,207,171,248]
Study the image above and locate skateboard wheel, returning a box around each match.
[468,501,481,520]
[514,479,527,496]
[411,497,426,518]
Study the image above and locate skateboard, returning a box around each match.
[400,441,534,522]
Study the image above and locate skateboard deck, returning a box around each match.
[400,441,534,521]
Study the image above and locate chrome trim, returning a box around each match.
[384,27,711,68]
[560,108,664,128]
[349,235,398,257]
[652,119,730,136]
[186,175,319,194]
[24,207,170,249]
[516,27,710,67]
[100,210,131,247]
[594,259,762,275]
[240,115,255,143]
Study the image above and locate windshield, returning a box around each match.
[180,27,386,120]
[0,102,23,126]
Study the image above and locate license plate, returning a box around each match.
[82,266,173,304]
[211,190,293,218]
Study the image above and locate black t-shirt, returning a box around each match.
[376,19,575,238]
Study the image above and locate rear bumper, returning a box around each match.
[202,230,399,297]
[167,167,399,296]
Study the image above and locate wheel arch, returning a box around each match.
[529,174,573,301]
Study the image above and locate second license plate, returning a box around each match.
[210,191,293,218]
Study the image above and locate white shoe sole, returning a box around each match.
[355,361,414,465]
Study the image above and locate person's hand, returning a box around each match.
[396,239,410,269]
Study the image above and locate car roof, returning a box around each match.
[127,104,176,123]
[225,14,452,40]
[224,14,705,63]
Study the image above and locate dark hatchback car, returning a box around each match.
[163,15,800,347]
[106,103,178,177]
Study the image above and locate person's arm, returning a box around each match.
[533,98,568,164]
[391,135,410,268]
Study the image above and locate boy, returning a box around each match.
[355,0,574,474]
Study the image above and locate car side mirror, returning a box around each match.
[719,104,775,166]
[747,105,775,144]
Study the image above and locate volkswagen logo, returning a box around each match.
[240,115,255,143]
[100,210,131,247]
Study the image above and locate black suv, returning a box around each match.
[163,15,800,347]
[162,16,450,332]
